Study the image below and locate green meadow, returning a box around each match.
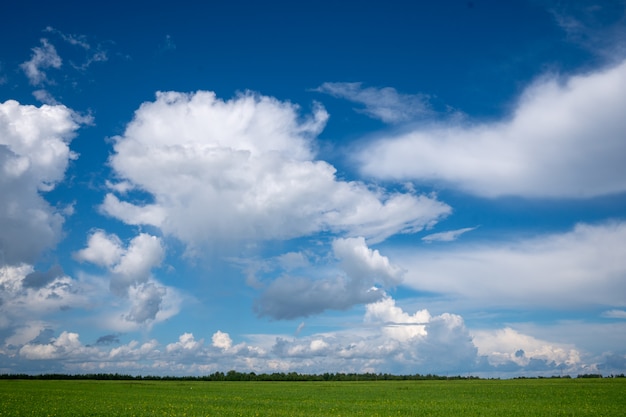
[1,378,624,416]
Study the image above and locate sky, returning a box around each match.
[1,0,625,377]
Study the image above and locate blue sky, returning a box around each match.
[1,0,625,377]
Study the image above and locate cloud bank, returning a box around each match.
[4,294,604,377]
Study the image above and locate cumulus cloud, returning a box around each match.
[0,263,92,357]
[19,331,90,360]
[0,100,80,265]
[315,82,431,123]
[166,332,203,353]
[0,264,88,326]
[75,231,176,327]
[20,39,62,86]
[110,233,164,295]
[212,331,233,350]
[364,296,430,341]
[73,230,124,267]
[357,60,626,198]
[473,327,581,371]
[103,91,450,251]
[255,237,405,319]
[397,221,626,310]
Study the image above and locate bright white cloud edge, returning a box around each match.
[395,221,626,310]
[357,59,626,198]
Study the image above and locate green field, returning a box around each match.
[1,378,624,416]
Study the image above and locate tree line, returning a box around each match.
[2,371,622,381]
[0,372,478,381]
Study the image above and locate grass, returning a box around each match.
[1,378,625,416]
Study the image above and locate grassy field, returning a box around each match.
[1,378,624,416]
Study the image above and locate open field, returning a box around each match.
[1,378,624,416]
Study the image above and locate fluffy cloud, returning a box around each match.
[167,332,203,353]
[0,100,80,265]
[212,331,233,351]
[20,39,62,86]
[19,331,93,360]
[315,82,431,123]
[0,264,89,327]
[103,91,450,251]
[75,231,176,327]
[254,237,405,319]
[357,60,626,198]
[473,327,581,371]
[73,230,123,267]
[0,264,92,359]
[397,221,626,309]
[364,296,430,341]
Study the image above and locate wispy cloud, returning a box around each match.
[422,227,478,243]
[602,309,626,319]
[44,26,90,50]
[548,0,626,60]
[315,82,432,123]
[20,38,62,86]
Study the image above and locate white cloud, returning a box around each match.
[74,231,176,327]
[602,309,626,319]
[473,327,581,370]
[364,296,430,341]
[396,221,626,310]
[32,89,59,105]
[166,333,203,353]
[43,26,109,71]
[19,331,89,360]
[44,27,90,50]
[0,100,80,265]
[548,0,626,60]
[212,330,233,350]
[254,237,405,319]
[103,91,450,251]
[73,230,123,267]
[20,39,62,86]
[315,82,431,123]
[0,264,89,328]
[357,60,626,198]
[333,237,405,287]
[111,233,164,293]
[422,227,477,243]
